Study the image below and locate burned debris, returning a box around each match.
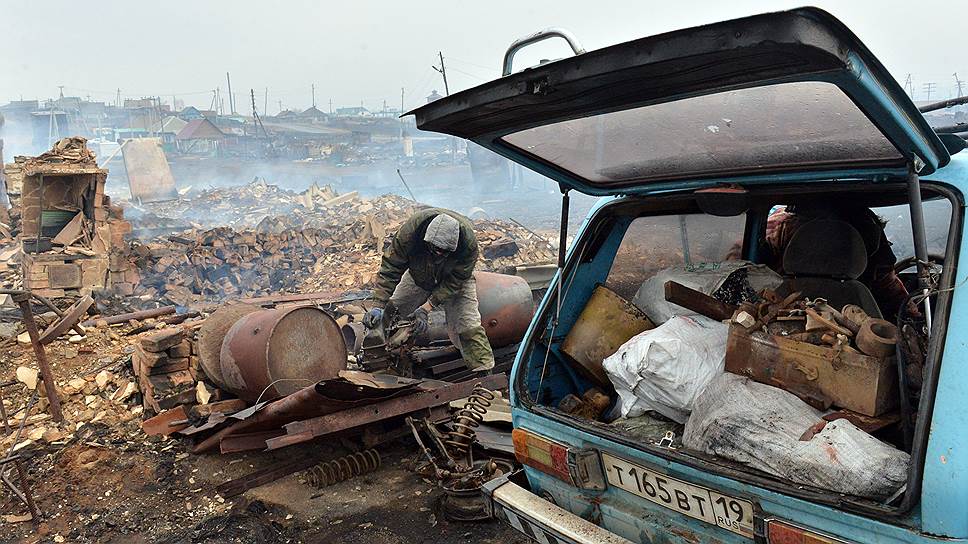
[0,137,547,538]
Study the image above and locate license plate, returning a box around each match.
[601,452,754,538]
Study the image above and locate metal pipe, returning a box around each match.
[13,293,62,422]
[919,95,968,113]
[907,167,933,332]
[502,27,586,76]
[558,190,570,270]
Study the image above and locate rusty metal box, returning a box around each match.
[724,324,897,416]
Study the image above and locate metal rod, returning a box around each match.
[557,190,570,270]
[13,294,63,422]
[395,169,418,202]
[678,215,692,266]
[907,166,933,332]
[919,95,968,113]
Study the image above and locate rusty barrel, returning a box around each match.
[220,306,347,403]
[468,271,534,348]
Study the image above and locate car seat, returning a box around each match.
[777,219,883,318]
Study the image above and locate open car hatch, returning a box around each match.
[408,8,949,195]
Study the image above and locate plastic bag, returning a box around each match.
[633,261,781,324]
[683,374,909,499]
[603,315,727,423]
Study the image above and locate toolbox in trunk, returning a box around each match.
[724,324,898,416]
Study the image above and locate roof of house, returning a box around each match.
[176,118,225,140]
[152,116,188,134]
[335,106,370,115]
[301,106,328,117]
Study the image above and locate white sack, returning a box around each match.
[683,374,909,500]
[633,261,782,324]
[603,315,727,423]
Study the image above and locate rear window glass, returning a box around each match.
[606,214,746,299]
[501,81,902,185]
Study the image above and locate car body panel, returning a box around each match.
[499,155,968,541]
[409,8,948,195]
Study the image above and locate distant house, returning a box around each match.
[212,116,246,137]
[426,90,444,103]
[177,106,215,121]
[275,109,299,119]
[175,118,225,155]
[151,116,188,146]
[334,106,370,118]
[299,106,329,123]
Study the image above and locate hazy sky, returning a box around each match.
[1,1,963,114]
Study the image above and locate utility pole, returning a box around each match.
[226,72,236,114]
[264,87,268,116]
[57,85,64,99]
[311,83,316,108]
[116,88,122,107]
[923,82,937,102]
[328,98,333,114]
[278,99,283,113]
[903,74,914,99]
[400,87,404,113]
[955,73,964,98]
[432,51,450,95]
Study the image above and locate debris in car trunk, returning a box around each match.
[560,285,654,389]
[684,373,909,499]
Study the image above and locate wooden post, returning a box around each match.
[13,293,63,422]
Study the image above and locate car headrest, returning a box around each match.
[782,219,868,279]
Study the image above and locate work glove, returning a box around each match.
[411,307,429,335]
[363,307,383,329]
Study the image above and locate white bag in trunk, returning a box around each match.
[683,373,909,499]
[602,315,727,423]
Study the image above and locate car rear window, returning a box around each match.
[501,81,903,185]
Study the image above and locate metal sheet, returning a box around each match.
[270,373,509,450]
[192,371,423,453]
[121,138,178,203]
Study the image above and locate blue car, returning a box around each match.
[410,8,966,543]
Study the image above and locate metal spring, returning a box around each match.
[304,449,381,488]
[444,385,495,454]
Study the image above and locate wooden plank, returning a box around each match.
[663,280,736,321]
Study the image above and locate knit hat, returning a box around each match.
[424,213,460,252]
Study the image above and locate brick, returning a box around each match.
[169,340,191,358]
[140,328,184,352]
[31,288,65,298]
[148,357,189,375]
[157,390,198,411]
[134,345,169,369]
[113,282,134,296]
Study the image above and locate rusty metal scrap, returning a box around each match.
[304,449,381,489]
[265,373,508,451]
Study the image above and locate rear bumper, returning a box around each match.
[482,471,633,544]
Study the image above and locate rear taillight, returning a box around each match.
[767,520,848,544]
[512,428,605,490]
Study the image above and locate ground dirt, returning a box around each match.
[0,338,528,544]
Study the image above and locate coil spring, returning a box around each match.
[444,385,495,454]
[304,449,381,488]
